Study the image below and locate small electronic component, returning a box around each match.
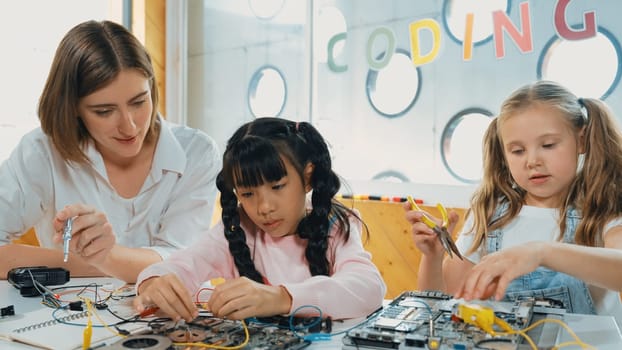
[1,305,15,317]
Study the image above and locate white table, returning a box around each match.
[0,277,126,349]
[2,278,621,349]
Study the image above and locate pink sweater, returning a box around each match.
[136,210,386,320]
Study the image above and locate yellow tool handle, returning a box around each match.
[407,196,440,229]
[435,203,449,226]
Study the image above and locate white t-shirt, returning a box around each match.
[456,205,622,326]
[0,118,221,259]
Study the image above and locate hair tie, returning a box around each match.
[578,97,585,107]
[578,98,588,120]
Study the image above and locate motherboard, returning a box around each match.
[341,290,561,350]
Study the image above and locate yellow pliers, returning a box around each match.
[407,196,463,260]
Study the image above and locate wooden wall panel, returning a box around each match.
[134,0,166,115]
[338,199,465,299]
[145,0,165,115]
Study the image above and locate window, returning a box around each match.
[0,0,124,162]
[538,27,621,99]
[366,49,422,118]
[441,109,494,184]
[248,66,287,118]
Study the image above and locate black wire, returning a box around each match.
[75,283,100,303]
[50,284,103,291]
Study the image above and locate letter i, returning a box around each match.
[463,13,474,61]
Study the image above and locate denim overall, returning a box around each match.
[486,203,596,314]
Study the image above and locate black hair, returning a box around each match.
[216,117,362,282]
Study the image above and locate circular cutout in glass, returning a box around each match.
[248,66,287,118]
[366,49,421,118]
[443,0,509,45]
[441,108,494,184]
[248,0,284,20]
[538,27,621,99]
[314,6,347,63]
[372,170,410,183]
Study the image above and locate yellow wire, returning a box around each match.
[78,296,127,339]
[173,320,250,349]
[555,341,596,349]
[82,299,93,350]
[526,318,595,350]
[491,317,538,349]
[494,316,595,350]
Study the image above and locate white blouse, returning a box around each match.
[0,118,221,259]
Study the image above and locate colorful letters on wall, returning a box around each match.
[327,0,597,72]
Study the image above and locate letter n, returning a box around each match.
[493,1,533,58]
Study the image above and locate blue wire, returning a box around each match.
[244,304,324,336]
[406,298,433,314]
[289,304,324,339]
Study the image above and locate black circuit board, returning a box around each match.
[342,290,536,350]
